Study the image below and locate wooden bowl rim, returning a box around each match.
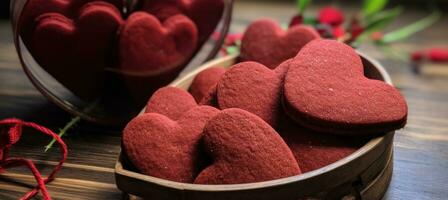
[116,51,394,192]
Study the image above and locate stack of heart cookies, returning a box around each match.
[19,0,224,100]
[122,19,408,184]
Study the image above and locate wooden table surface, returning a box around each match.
[1,1,447,200]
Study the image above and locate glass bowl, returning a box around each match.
[10,0,234,125]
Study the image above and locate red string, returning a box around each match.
[1,158,51,200]
[0,118,68,200]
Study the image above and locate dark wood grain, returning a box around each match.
[1,1,448,199]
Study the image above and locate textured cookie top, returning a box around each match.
[194,108,301,184]
[241,19,320,68]
[284,39,408,135]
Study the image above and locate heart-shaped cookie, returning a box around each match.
[240,19,320,69]
[123,105,219,183]
[284,39,408,135]
[145,87,198,120]
[194,108,301,184]
[20,0,123,46]
[118,12,197,75]
[198,86,219,107]
[216,60,291,127]
[278,120,366,173]
[189,67,226,103]
[31,2,123,100]
[141,0,224,44]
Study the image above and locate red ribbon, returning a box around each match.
[0,118,68,200]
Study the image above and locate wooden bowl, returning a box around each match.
[115,53,395,200]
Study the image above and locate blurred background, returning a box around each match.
[0,0,447,199]
[2,0,448,20]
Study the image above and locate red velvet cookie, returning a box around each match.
[118,12,197,75]
[240,19,320,69]
[278,120,366,173]
[189,67,226,103]
[123,106,219,183]
[145,87,198,120]
[284,39,408,135]
[31,2,123,100]
[141,0,224,44]
[20,0,123,46]
[198,86,219,107]
[216,60,291,127]
[194,108,301,184]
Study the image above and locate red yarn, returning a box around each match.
[318,6,344,27]
[0,118,68,200]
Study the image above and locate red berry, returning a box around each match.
[350,19,363,40]
[428,48,448,62]
[332,26,345,38]
[225,33,243,46]
[370,31,384,42]
[318,6,344,27]
[289,14,303,28]
[411,51,423,62]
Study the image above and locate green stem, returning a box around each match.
[296,0,311,15]
[379,45,409,63]
[381,11,441,44]
[44,101,98,152]
[44,115,81,152]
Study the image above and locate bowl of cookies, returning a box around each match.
[115,19,407,200]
